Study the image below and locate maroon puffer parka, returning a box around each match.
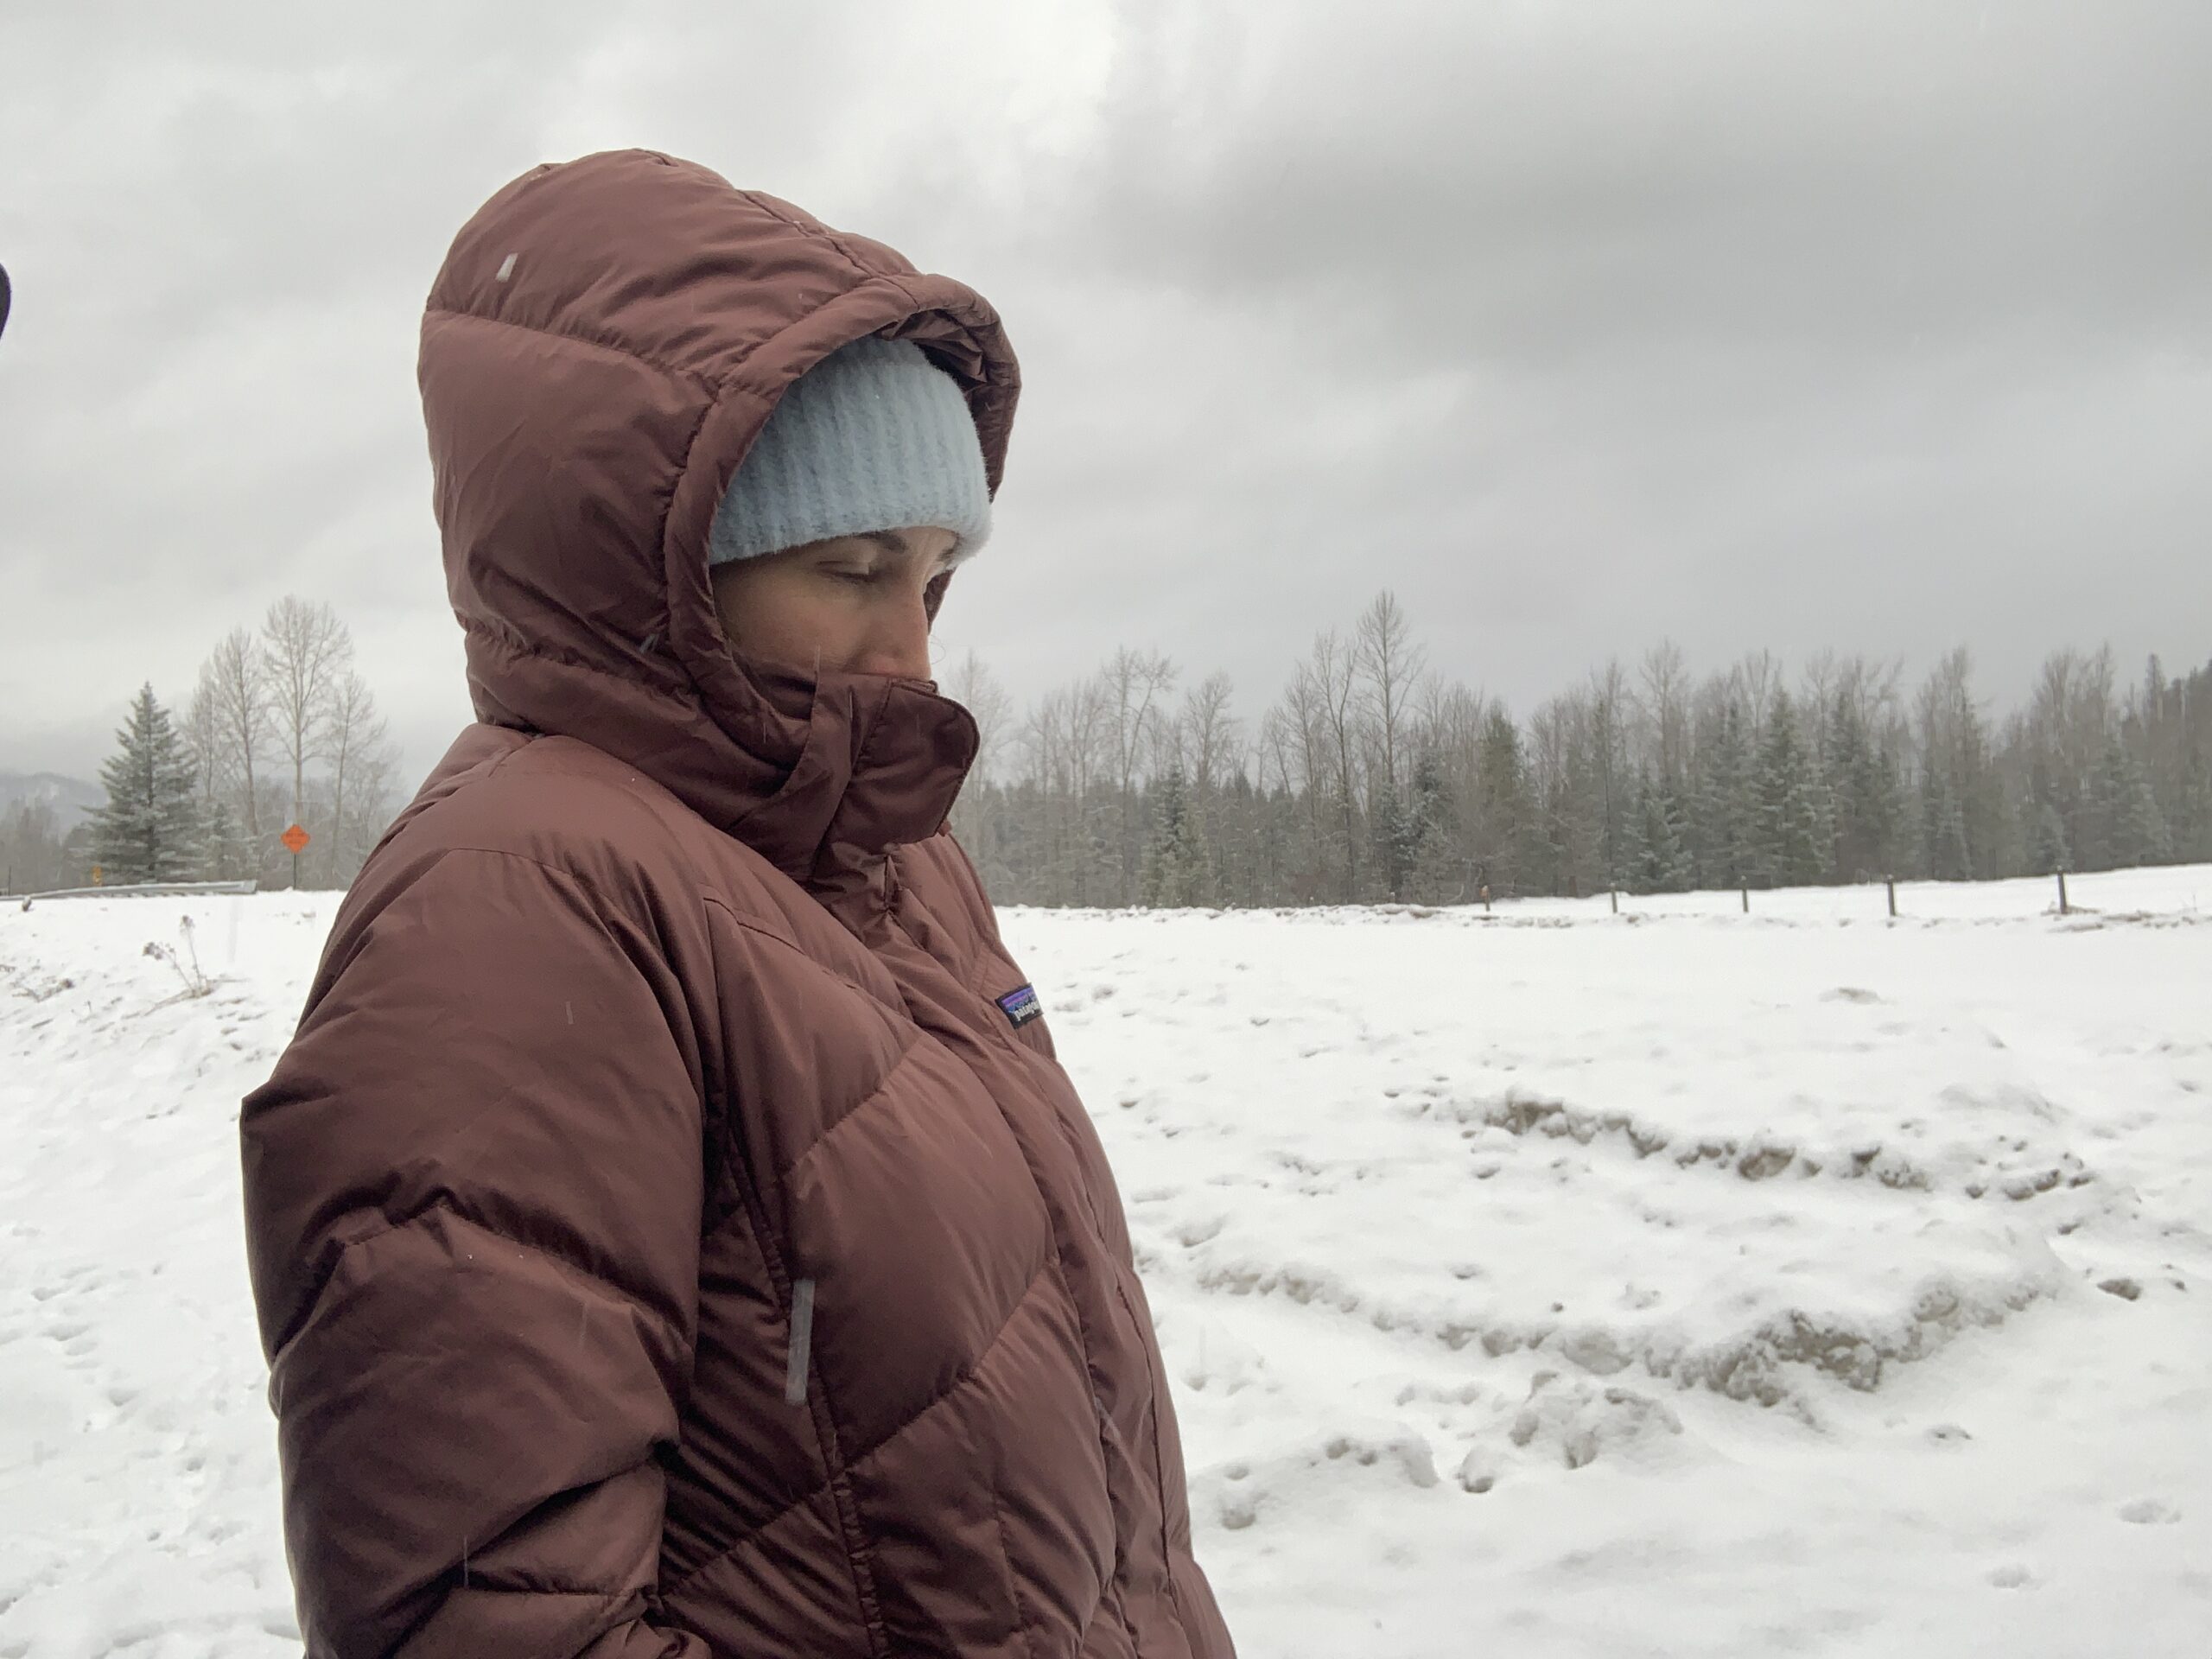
[239,149,1235,1659]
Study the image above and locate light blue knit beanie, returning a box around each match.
[707,334,992,566]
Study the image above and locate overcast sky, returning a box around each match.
[3,0,2207,784]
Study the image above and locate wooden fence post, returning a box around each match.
[2057,870,2070,916]
[1741,886,1750,914]
[1886,877,1897,918]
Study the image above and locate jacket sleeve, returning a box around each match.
[240,848,709,1659]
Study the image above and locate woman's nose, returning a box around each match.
[851,588,933,682]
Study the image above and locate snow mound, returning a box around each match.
[1016,885,2212,1654]
[1496,1371,1687,1476]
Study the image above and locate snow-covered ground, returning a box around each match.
[3,869,2209,1657]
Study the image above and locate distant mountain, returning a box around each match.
[0,771,102,829]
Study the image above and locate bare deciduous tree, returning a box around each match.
[321,668,395,884]
[1637,642,1691,788]
[262,596,353,844]
[201,627,272,849]
[1354,591,1426,803]
[1178,672,1240,798]
[943,650,1014,783]
[1737,650,1783,747]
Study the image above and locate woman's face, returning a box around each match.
[709,525,957,683]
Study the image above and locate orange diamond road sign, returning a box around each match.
[281,823,311,855]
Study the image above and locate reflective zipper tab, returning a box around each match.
[784,1277,816,1406]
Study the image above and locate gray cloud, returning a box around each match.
[3,0,2207,785]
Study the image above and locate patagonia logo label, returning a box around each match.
[996,983,1043,1029]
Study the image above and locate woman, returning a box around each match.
[241,149,1235,1659]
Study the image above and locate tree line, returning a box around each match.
[1,597,403,893]
[12,588,2204,907]
[944,594,2212,908]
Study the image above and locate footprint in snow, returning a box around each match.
[2118,1498,2182,1525]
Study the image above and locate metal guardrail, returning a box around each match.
[18,880,258,912]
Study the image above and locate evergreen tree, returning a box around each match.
[1955,706,2001,877]
[1140,767,1214,907]
[1658,780,1694,889]
[1629,770,1692,893]
[1921,772,1973,880]
[90,683,203,885]
[1824,690,1900,879]
[1693,700,1756,888]
[2174,749,2212,863]
[2031,802,2071,875]
[1367,772,1413,902]
[1755,689,1826,887]
[1402,751,1458,902]
[1471,710,1532,896]
[2085,734,2167,869]
[2075,746,2114,872]
[1617,767,1649,893]
[1806,762,1837,881]
[2109,740,2169,868]
[1859,733,1906,877]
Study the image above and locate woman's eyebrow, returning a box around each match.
[855,530,908,556]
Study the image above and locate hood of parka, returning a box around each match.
[418,149,1017,882]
